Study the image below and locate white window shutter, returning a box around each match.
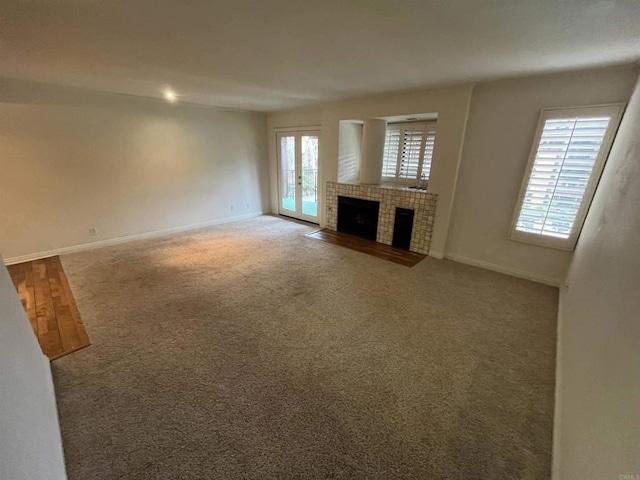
[511,104,624,250]
[517,116,610,238]
[422,129,436,181]
[398,127,423,179]
[381,122,436,182]
[382,127,401,177]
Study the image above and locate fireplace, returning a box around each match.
[327,182,438,254]
[337,196,380,241]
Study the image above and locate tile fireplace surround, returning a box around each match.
[326,181,438,254]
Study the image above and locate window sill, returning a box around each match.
[508,230,576,251]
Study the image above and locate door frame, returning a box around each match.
[276,128,321,224]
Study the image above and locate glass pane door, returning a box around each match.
[279,135,296,214]
[301,135,319,218]
[277,131,320,223]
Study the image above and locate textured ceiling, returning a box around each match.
[2,0,639,111]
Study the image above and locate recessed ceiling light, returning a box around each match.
[164,91,177,102]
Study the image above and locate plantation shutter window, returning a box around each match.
[381,122,437,183]
[382,128,400,177]
[398,128,423,179]
[509,104,624,250]
[422,129,436,181]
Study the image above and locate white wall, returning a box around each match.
[0,78,270,261]
[446,66,638,285]
[337,121,362,183]
[268,85,474,257]
[553,76,640,479]
[0,257,66,479]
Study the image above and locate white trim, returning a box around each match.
[551,286,566,480]
[3,212,267,265]
[443,253,560,287]
[428,250,444,260]
[273,125,321,132]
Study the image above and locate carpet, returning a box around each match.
[53,215,557,479]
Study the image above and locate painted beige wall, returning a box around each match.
[446,66,638,285]
[553,75,640,479]
[0,256,66,479]
[0,79,270,261]
[268,85,474,258]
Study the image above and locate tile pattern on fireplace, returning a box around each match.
[326,182,438,254]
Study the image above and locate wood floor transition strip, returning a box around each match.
[7,256,90,360]
[306,229,426,267]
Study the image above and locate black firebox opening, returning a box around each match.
[337,196,380,241]
[392,207,415,250]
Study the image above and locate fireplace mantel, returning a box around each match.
[326,182,438,254]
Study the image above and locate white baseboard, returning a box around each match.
[428,250,444,260]
[443,253,561,287]
[3,212,267,265]
[551,286,566,480]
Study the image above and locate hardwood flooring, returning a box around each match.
[306,229,426,267]
[7,256,90,360]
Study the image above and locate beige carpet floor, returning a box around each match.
[53,215,558,479]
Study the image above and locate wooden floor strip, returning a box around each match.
[306,229,426,267]
[6,256,90,360]
[33,259,64,358]
[23,262,37,336]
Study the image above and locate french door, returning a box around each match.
[277,130,320,223]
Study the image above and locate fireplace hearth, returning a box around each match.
[337,196,380,241]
